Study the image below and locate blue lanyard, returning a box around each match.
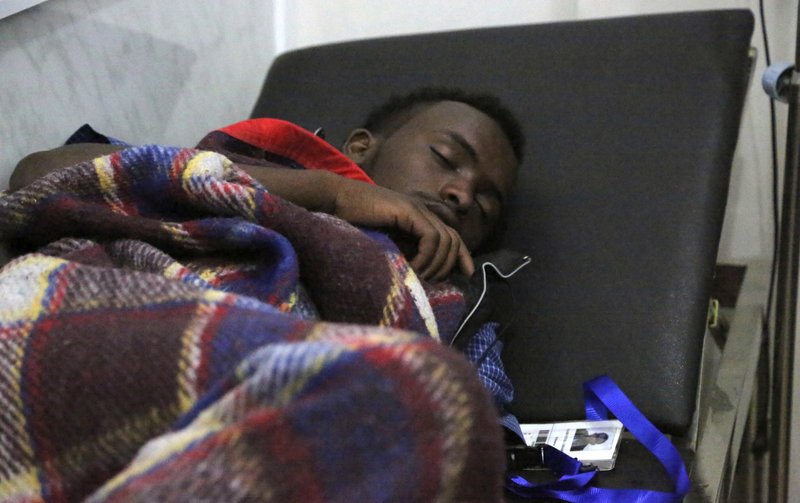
[506,375,690,502]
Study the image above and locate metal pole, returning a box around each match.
[769,7,800,501]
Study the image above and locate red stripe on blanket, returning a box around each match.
[108,151,139,216]
[195,298,233,394]
[169,149,195,182]
[218,119,374,184]
[24,262,79,503]
[362,342,445,498]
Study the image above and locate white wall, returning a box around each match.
[0,0,275,183]
[0,0,48,19]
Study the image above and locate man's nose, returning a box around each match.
[441,176,476,212]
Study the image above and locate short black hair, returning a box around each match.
[361,87,525,163]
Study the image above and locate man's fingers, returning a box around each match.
[429,227,462,282]
[457,242,475,278]
[407,214,441,279]
[408,212,471,282]
[433,230,473,281]
[418,220,453,280]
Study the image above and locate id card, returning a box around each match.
[519,419,624,471]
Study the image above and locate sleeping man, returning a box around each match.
[1,87,527,502]
[11,87,523,281]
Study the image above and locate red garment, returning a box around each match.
[218,118,374,184]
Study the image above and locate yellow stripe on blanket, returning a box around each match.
[181,151,259,221]
[175,296,229,413]
[0,466,42,502]
[94,156,127,214]
[87,410,226,502]
[0,255,68,500]
[404,269,439,340]
[379,255,439,341]
[183,151,230,180]
[0,254,68,322]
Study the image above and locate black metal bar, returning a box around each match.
[769,7,800,501]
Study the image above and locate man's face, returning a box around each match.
[353,101,518,251]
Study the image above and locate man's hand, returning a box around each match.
[326,174,474,282]
[238,164,474,281]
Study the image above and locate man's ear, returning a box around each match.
[342,128,380,166]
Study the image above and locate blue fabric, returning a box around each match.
[464,322,523,438]
[66,124,129,146]
[465,322,513,406]
[581,375,690,500]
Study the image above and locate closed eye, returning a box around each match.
[430,146,456,169]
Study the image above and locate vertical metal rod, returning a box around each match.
[769,9,800,501]
[753,331,770,501]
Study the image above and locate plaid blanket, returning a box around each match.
[0,127,505,502]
